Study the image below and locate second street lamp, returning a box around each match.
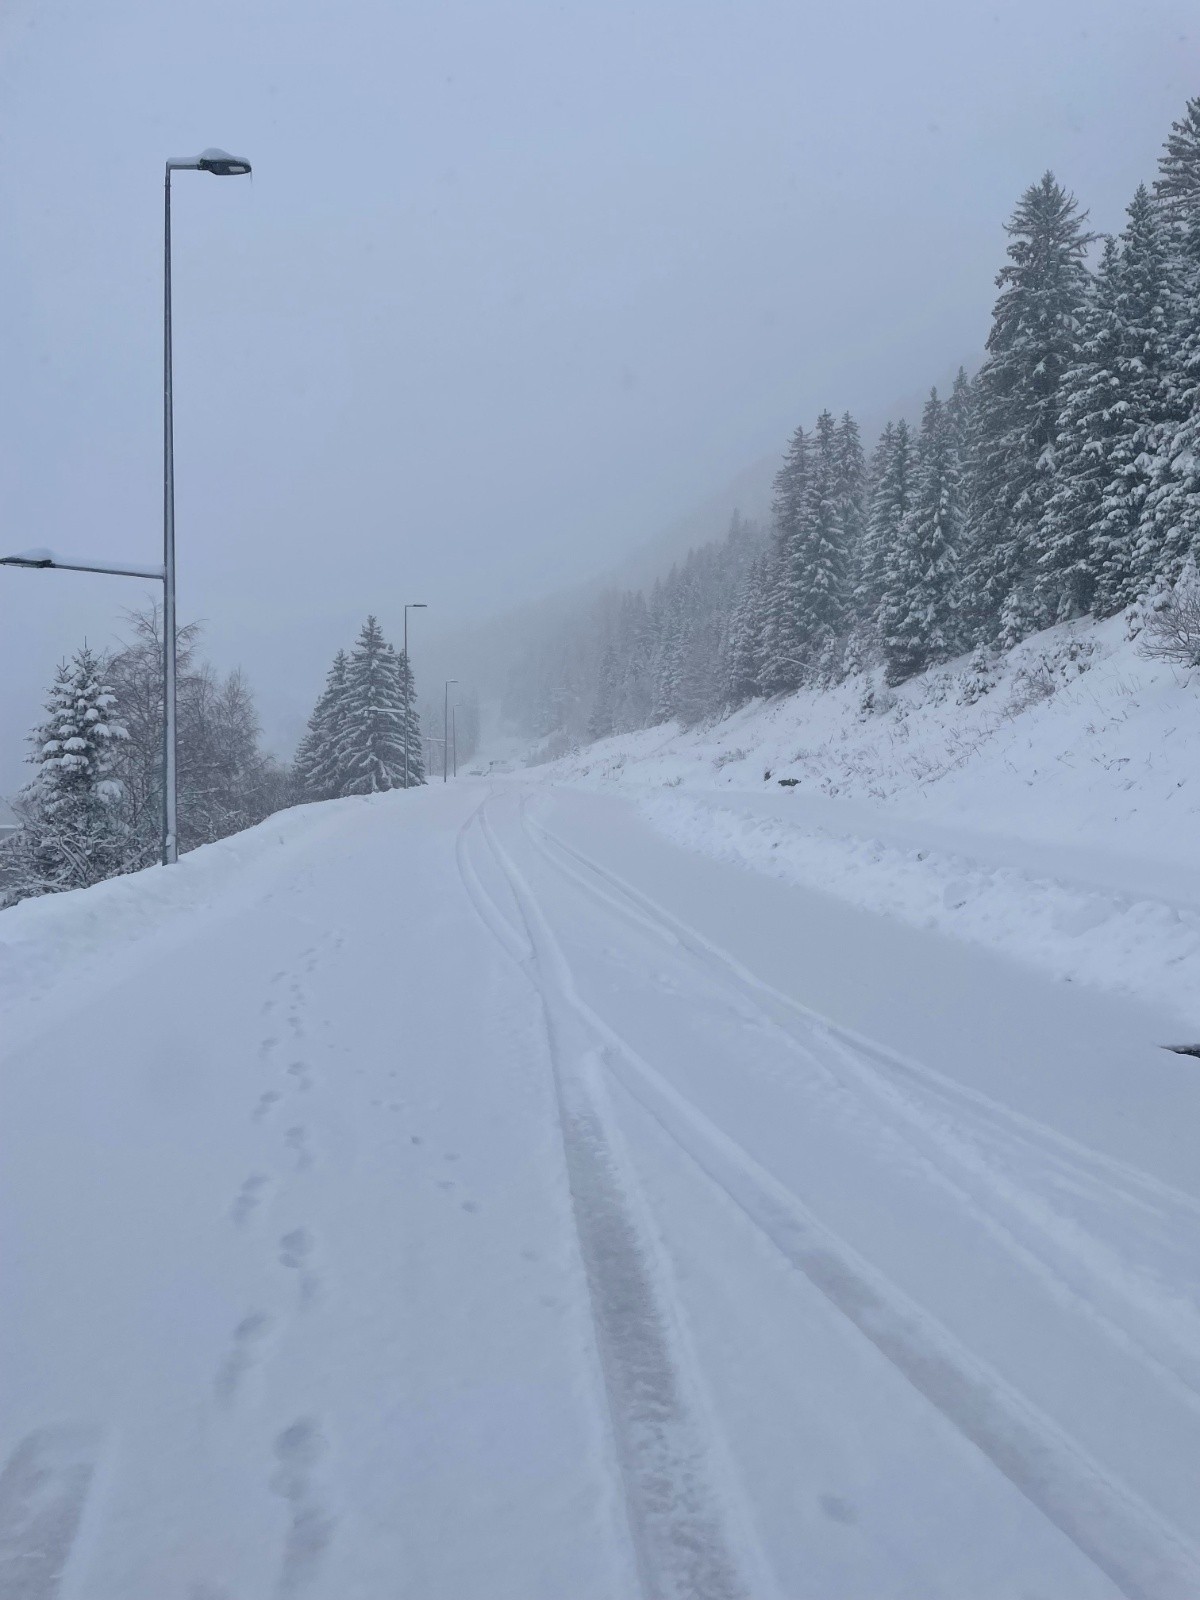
[403,603,427,790]
[443,680,457,783]
[164,148,252,864]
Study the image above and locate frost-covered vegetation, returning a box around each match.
[2,610,290,905]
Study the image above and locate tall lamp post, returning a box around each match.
[1,150,250,868]
[403,603,427,789]
[443,679,457,783]
[163,148,252,863]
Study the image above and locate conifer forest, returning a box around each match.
[504,101,1200,757]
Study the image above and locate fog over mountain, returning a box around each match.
[2,0,1196,791]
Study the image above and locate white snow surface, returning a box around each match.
[536,614,1200,1032]
[2,769,1200,1597]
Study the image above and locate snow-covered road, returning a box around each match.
[3,783,1199,1598]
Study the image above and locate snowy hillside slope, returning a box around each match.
[535,615,1200,1031]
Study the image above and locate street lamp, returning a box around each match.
[443,679,457,783]
[163,148,251,863]
[403,603,427,789]
[1,549,165,583]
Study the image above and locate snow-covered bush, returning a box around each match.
[1140,573,1200,669]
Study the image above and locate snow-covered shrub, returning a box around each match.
[958,645,1001,705]
[1140,572,1200,669]
[858,678,895,719]
[712,748,746,770]
[1006,662,1057,714]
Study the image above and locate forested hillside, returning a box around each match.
[504,100,1200,756]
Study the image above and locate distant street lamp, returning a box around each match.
[450,703,459,779]
[163,148,252,863]
[403,603,427,789]
[443,679,458,783]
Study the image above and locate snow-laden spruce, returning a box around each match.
[12,646,130,894]
[295,618,424,800]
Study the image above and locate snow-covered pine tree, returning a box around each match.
[650,573,688,723]
[1153,95,1200,226]
[880,389,961,682]
[335,618,408,794]
[834,411,866,602]
[1037,239,1124,620]
[799,409,851,677]
[1089,188,1177,612]
[946,368,976,514]
[589,638,619,740]
[761,424,811,694]
[725,552,769,704]
[1143,99,1200,592]
[16,645,129,893]
[614,591,654,732]
[396,647,425,786]
[294,649,349,800]
[856,420,913,647]
[962,173,1092,645]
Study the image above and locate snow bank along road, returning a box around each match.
[2,783,1199,1599]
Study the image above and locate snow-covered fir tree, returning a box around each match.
[16,646,129,893]
[725,551,770,703]
[857,420,913,638]
[834,411,866,592]
[336,618,409,794]
[1037,239,1124,621]
[650,572,686,723]
[801,409,851,676]
[762,424,812,694]
[1143,99,1200,593]
[1153,95,1200,225]
[880,389,961,682]
[946,369,976,525]
[294,650,349,801]
[589,638,620,741]
[1088,188,1176,612]
[963,173,1093,645]
[614,592,654,732]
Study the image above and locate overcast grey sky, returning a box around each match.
[2,0,1196,790]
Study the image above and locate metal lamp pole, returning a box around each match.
[403,603,427,789]
[451,704,458,779]
[164,148,251,863]
[443,679,457,783]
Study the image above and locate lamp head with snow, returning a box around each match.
[0,548,56,568]
[167,149,252,177]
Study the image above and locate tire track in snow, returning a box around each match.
[510,798,1200,1600]
[523,805,1200,1402]
[0,1427,103,1600]
[459,802,763,1600]
[527,808,1200,1225]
